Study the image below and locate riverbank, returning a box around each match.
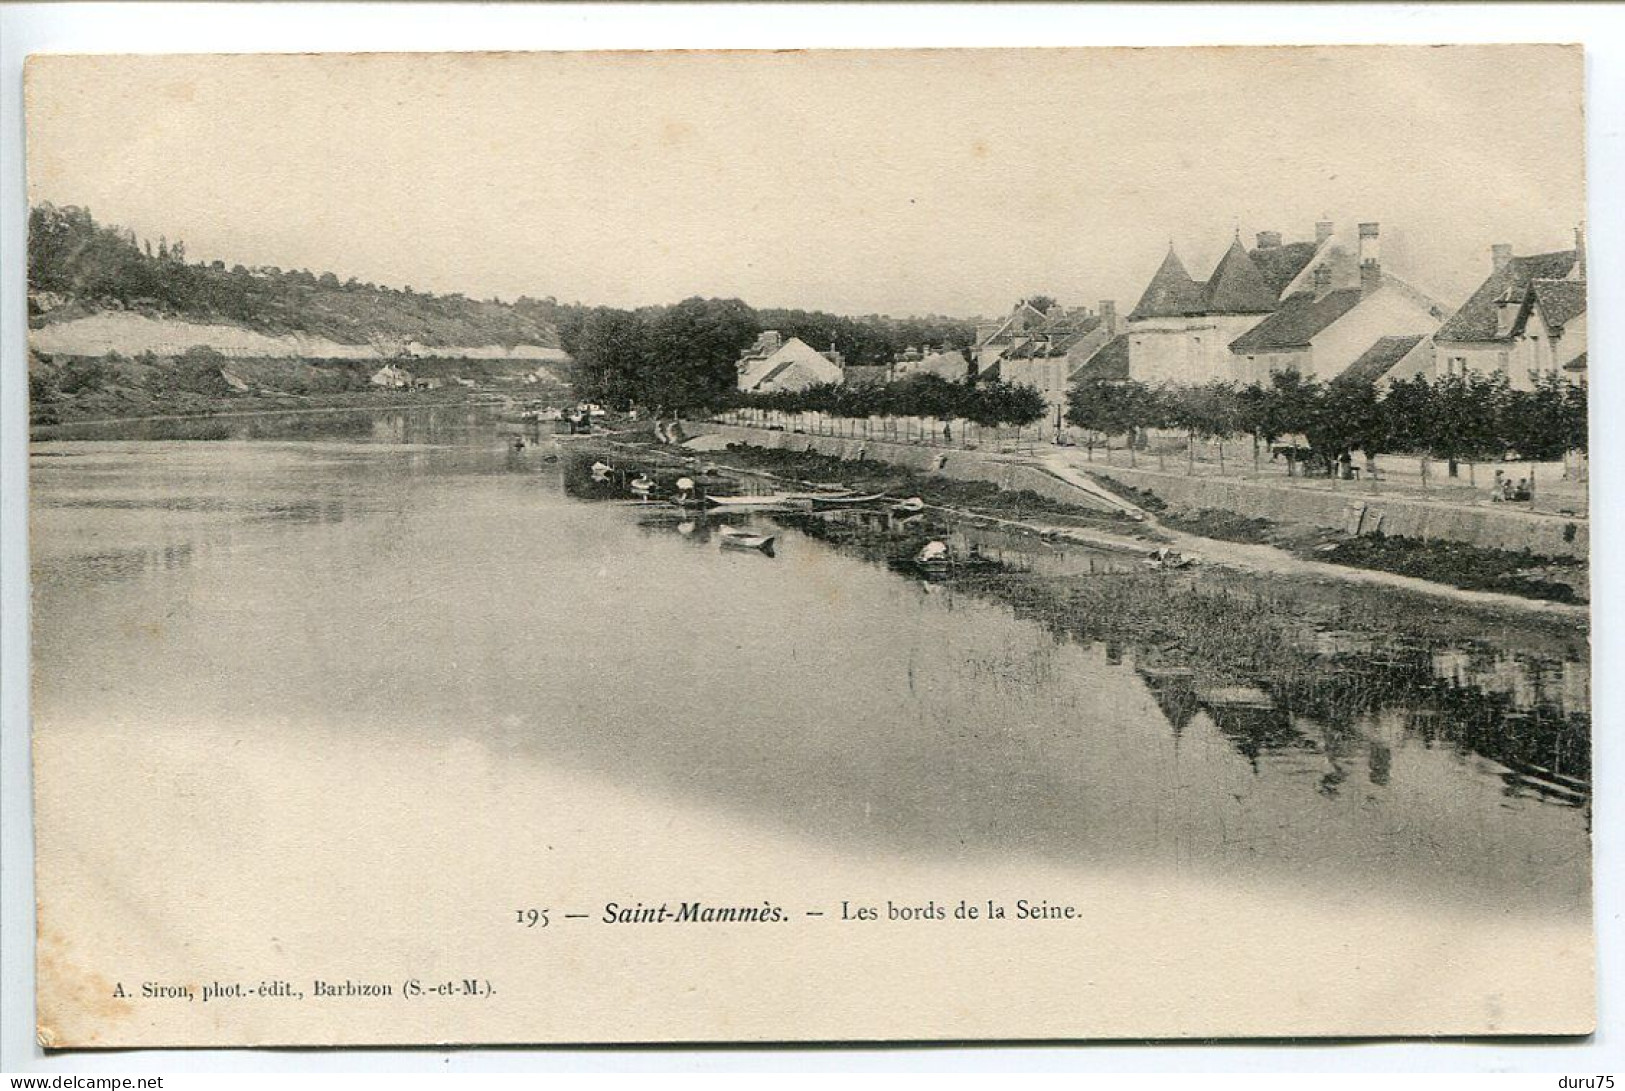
[1097,489,1587,606]
[662,431,1588,626]
[27,388,498,440]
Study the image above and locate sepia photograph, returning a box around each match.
[18,42,1597,1050]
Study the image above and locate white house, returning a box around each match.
[1125,232,1316,385]
[736,332,845,394]
[1227,223,1445,383]
[1432,230,1586,390]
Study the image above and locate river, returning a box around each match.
[29,407,1594,1043]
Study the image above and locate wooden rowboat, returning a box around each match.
[704,494,800,510]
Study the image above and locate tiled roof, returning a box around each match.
[1435,250,1578,343]
[1563,351,1588,372]
[1528,279,1587,334]
[1249,241,1319,297]
[1202,238,1282,314]
[1070,334,1130,382]
[1129,247,1206,319]
[1338,334,1425,385]
[1227,289,1363,353]
[752,359,800,387]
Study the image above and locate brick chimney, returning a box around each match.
[1491,243,1513,273]
[1255,231,1282,250]
[1315,220,1335,246]
[1358,222,1381,296]
[1099,299,1117,337]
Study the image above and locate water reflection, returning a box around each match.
[29,421,1592,918]
[626,458,1595,812]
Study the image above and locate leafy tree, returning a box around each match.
[1503,373,1588,461]
[561,307,650,410]
[1419,372,1510,475]
[640,297,761,413]
[1305,376,1386,474]
[1066,379,1164,441]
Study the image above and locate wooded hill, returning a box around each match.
[27,203,564,351]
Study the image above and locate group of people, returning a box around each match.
[1492,469,1533,503]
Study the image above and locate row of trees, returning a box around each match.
[1065,370,1587,472]
[733,373,1049,428]
[560,299,983,413]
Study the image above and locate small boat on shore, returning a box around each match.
[718,526,776,555]
[704,493,800,510]
[891,497,926,513]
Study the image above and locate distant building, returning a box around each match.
[972,298,1053,373]
[1433,230,1587,390]
[1126,230,1317,385]
[894,347,972,382]
[1126,222,1443,387]
[976,299,1120,420]
[736,331,845,394]
[1227,223,1445,383]
[369,364,413,388]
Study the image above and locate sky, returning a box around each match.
[26,46,1585,319]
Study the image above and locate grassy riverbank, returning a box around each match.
[1151,505,1587,604]
[694,438,1588,608]
[701,442,1160,539]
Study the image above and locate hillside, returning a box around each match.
[28,203,563,353]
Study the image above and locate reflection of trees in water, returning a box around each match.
[756,506,1591,809]
[50,406,496,444]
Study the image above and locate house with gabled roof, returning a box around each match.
[1126,228,1320,385]
[972,298,1053,372]
[736,332,845,394]
[1433,230,1586,390]
[1227,223,1445,383]
[993,301,1120,420]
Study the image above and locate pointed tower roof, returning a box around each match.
[1201,236,1281,314]
[1129,245,1205,319]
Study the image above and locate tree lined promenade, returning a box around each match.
[719,367,1589,519]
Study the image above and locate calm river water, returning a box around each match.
[29,406,1594,1040]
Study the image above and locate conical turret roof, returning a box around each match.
[1129,246,1206,319]
[1201,236,1281,314]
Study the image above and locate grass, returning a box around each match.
[1158,507,1276,545]
[713,443,1155,535]
[1113,482,1588,606]
[1313,534,1585,604]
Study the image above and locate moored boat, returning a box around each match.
[704,493,800,510]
